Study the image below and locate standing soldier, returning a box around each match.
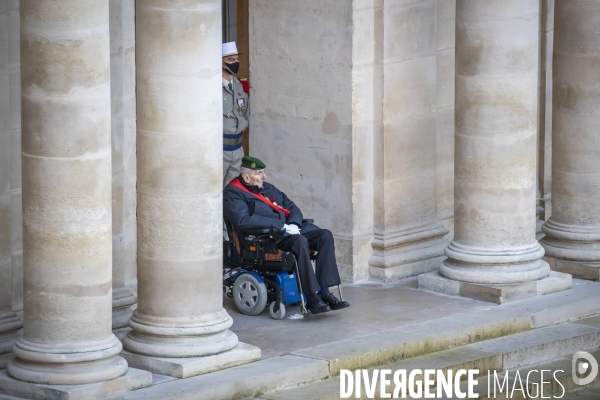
[222,41,249,248]
[222,41,249,187]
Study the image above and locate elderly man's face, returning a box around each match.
[243,169,266,188]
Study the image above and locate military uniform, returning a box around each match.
[222,76,249,187]
[223,178,342,295]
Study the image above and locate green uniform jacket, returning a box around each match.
[223,77,249,135]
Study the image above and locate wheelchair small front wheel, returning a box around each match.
[269,301,286,320]
[232,274,268,316]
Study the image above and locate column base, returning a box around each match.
[369,222,449,281]
[0,312,22,369]
[417,270,572,304]
[122,308,239,358]
[440,241,551,284]
[544,256,600,281]
[120,342,261,378]
[540,219,600,261]
[0,368,151,400]
[112,287,137,330]
[8,335,127,385]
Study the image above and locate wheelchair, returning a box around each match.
[223,221,309,319]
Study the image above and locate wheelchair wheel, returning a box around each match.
[269,301,286,320]
[232,274,268,316]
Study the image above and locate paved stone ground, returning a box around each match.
[226,277,491,359]
[2,278,600,399]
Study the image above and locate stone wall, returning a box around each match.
[0,1,23,366]
[109,0,138,329]
[435,0,456,229]
[0,0,22,328]
[248,0,362,279]
[248,0,455,280]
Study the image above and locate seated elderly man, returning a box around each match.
[223,156,349,314]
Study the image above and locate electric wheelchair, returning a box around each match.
[223,220,309,319]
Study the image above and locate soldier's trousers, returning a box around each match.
[223,147,244,187]
[277,229,342,294]
[223,147,244,240]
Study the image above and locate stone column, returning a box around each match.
[0,0,22,370]
[418,0,561,302]
[541,0,600,281]
[109,0,138,332]
[122,0,259,378]
[6,0,127,385]
[439,0,549,285]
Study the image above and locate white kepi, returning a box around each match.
[222,41,239,57]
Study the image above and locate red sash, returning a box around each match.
[230,178,291,218]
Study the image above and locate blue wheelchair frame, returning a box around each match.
[223,223,308,319]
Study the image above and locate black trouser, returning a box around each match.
[277,229,341,294]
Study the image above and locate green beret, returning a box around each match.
[242,156,266,170]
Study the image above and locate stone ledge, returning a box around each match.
[545,256,600,281]
[120,342,261,379]
[103,355,329,400]
[369,255,446,282]
[0,368,152,400]
[417,270,572,304]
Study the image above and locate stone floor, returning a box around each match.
[2,277,600,399]
[227,277,492,359]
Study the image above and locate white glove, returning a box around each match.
[283,224,301,235]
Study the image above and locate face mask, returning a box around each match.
[224,61,239,75]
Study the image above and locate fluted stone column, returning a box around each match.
[3,0,132,387]
[441,0,549,284]
[121,0,259,378]
[418,0,572,303]
[540,0,600,281]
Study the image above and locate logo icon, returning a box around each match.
[572,351,598,385]
[251,162,256,168]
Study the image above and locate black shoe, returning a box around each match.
[306,293,331,314]
[320,293,350,310]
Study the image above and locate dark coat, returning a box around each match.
[223,180,319,235]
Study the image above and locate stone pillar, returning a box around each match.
[6,0,128,386]
[109,0,138,332]
[369,0,449,281]
[418,0,572,303]
[536,0,554,239]
[440,0,549,284]
[121,0,259,378]
[541,0,600,281]
[0,0,22,370]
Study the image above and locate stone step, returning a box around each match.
[101,283,600,400]
[292,280,600,376]
[443,349,600,399]
[545,257,600,281]
[260,317,600,400]
[104,354,329,400]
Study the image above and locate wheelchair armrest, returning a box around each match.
[235,227,272,235]
[235,225,285,240]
